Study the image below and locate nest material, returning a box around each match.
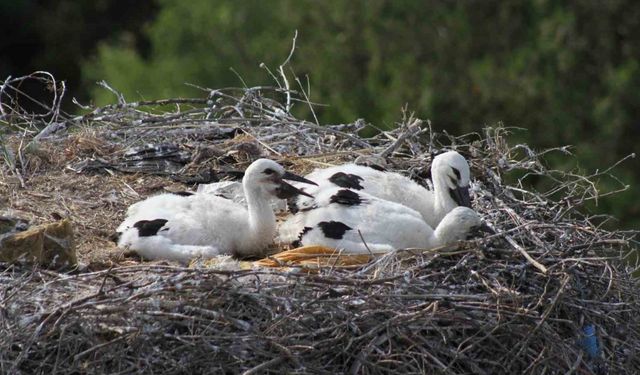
[253,245,374,268]
[1,72,639,374]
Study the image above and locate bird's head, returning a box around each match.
[432,151,472,208]
[243,159,317,199]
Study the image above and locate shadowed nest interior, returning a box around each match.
[1,72,639,374]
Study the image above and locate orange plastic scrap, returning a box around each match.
[253,245,373,268]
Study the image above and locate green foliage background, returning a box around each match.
[2,0,639,228]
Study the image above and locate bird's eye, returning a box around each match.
[263,168,275,175]
[452,167,461,181]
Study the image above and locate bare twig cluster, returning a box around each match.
[1,72,639,374]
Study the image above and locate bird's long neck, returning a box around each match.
[432,175,454,225]
[243,182,277,248]
[433,211,469,246]
[433,220,460,246]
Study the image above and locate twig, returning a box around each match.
[279,30,298,113]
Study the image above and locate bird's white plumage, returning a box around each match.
[196,180,289,211]
[116,159,309,263]
[282,151,472,245]
[292,151,471,229]
[279,187,481,254]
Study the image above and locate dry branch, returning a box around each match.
[0,71,639,374]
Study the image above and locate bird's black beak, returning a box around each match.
[275,181,314,199]
[281,171,318,186]
[273,171,317,199]
[467,223,495,239]
[108,231,122,244]
[449,185,472,208]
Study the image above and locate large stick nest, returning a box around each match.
[1,72,639,374]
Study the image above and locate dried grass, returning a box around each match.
[0,72,639,374]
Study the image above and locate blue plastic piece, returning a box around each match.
[579,324,600,359]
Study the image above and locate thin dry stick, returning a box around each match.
[1,72,638,375]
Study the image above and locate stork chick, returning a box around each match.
[115,159,316,263]
[290,151,472,230]
[280,187,481,254]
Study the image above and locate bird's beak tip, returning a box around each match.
[282,171,318,186]
[299,190,314,198]
[275,180,314,199]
